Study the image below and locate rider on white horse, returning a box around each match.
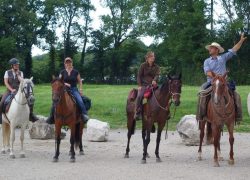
[0,58,38,124]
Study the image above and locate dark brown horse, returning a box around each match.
[125,74,182,163]
[51,77,84,162]
[198,72,235,167]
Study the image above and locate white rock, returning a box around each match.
[176,114,200,146]
[247,93,250,117]
[29,115,66,140]
[87,119,110,142]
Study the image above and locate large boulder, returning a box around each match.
[86,119,110,142]
[176,114,200,146]
[29,115,66,140]
[248,93,250,117]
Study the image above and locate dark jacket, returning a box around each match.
[137,62,160,86]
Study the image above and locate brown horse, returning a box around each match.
[51,77,84,162]
[198,72,235,167]
[125,74,182,163]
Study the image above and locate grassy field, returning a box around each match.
[1,84,250,132]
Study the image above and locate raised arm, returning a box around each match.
[232,33,247,52]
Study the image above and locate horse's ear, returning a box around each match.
[223,71,229,79]
[52,75,56,80]
[167,74,172,80]
[30,76,33,81]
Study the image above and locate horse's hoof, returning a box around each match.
[1,150,6,154]
[228,159,234,165]
[141,159,146,164]
[214,161,220,167]
[124,154,129,158]
[198,156,202,161]
[53,157,58,162]
[79,151,84,155]
[10,154,15,159]
[156,158,162,163]
[7,149,10,153]
[146,153,150,158]
[20,154,25,158]
[218,157,224,161]
[70,158,75,163]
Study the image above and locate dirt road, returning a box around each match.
[0,128,250,180]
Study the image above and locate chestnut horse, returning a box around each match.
[198,72,235,167]
[51,77,84,162]
[125,74,182,163]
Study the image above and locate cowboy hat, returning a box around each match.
[64,57,73,63]
[205,42,224,53]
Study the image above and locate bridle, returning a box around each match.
[52,80,66,106]
[14,81,34,106]
[153,79,181,111]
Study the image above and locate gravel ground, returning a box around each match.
[0,128,250,180]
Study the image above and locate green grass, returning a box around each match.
[1,84,250,132]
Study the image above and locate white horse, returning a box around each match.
[1,77,35,158]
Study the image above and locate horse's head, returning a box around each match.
[51,76,65,104]
[21,77,35,105]
[211,72,228,104]
[168,73,182,106]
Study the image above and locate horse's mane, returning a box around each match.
[160,77,169,92]
[23,78,34,86]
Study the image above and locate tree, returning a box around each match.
[100,0,142,81]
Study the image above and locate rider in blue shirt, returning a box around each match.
[196,33,247,123]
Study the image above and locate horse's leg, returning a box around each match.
[212,124,220,167]
[53,125,61,162]
[227,123,234,165]
[141,123,147,164]
[9,125,16,159]
[1,122,6,154]
[19,126,26,158]
[125,114,134,158]
[155,123,163,163]
[198,121,206,161]
[141,120,151,164]
[125,129,132,158]
[79,123,84,155]
[217,131,224,161]
[69,124,76,162]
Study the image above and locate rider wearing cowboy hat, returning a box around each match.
[0,58,38,124]
[196,33,247,123]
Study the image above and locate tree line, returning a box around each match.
[0,0,249,85]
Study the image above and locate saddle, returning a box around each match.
[143,84,158,104]
[67,90,92,111]
[2,93,15,113]
[128,88,138,101]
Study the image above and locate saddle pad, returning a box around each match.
[3,94,15,113]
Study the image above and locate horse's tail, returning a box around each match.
[2,121,10,145]
[74,122,81,150]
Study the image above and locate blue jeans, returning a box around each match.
[70,87,87,115]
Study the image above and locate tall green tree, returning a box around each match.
[100,0,142,81]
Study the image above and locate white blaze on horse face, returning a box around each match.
[214,79,219,104]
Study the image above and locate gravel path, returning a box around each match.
[0,128,250,180]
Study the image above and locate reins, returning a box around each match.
[151,83,180,140]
